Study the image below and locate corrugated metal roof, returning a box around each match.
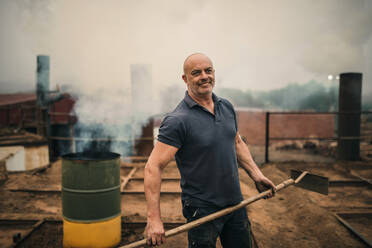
[0,93,76,125]
[0,94,36,107]
[0,132,47,147]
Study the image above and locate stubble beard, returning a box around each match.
[195,80,214,96]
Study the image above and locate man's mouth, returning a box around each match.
[198,81,212,86]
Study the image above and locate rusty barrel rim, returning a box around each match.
[62,151,120,161]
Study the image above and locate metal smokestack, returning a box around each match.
[36,55,50,107]
[130,64,153,114]
[337,72,362,161]
[130,64,154,156]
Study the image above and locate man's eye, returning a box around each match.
[205,69,212,73]
[192,71,201,76]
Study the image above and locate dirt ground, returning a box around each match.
[243,163,372,248]
[0,149,371,247]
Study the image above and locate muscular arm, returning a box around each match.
[144,141,178,246]
[235,132,276,196]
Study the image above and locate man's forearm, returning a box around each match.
[143,141,177,245]
[235,133,277,196]
[144,163,163,221]
[235,135,264,181]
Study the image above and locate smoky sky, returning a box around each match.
[1,0,372,106]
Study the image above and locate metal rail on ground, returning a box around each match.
[334,213,372,248]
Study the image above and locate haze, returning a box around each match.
[1,0,372,107]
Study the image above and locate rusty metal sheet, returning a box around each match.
[291,170,329,195]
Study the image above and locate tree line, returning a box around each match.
[216,80,372,112]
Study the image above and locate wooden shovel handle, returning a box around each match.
[120,175,300,248]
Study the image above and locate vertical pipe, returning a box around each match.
[36,55,51,162]
[19,106,24,129]
[7,106,10,126]
[36,55,50,107]
[36,55,50,136]
[70,123,76,153]
[45,107,52,161]
[337,73,362,160]
[36,108,43,136]
[265,112,270,163]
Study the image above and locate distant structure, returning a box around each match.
[130,64,153,114]
[0,55,74,162]
[130,64,154,156]
[337,72,362,161]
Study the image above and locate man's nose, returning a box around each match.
[200,71,208,80]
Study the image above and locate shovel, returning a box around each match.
[121,170,328,248]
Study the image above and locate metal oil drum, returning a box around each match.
[62,152,121,247]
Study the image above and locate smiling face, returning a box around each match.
[182,53,215,98]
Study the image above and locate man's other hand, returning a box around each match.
[254,176,276,199]
[144,218,166,246]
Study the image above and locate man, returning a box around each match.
[144,53,276,247]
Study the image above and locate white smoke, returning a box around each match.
[1,0,372,103]
[69,78,152,156]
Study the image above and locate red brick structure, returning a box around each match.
[236,109,335,145]
[153,110,335,147]
[0,94,37,127]
[0,93,75,128]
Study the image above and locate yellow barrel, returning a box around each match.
[63,215,121,248]
[62,152,121,248]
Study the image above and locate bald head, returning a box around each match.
[183,53,213,74]
[182,53,215,98]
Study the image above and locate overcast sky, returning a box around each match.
[1,0,372,100]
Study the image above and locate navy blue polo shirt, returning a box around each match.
[157,91,243,207]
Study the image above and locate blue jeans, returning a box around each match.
[182,200,252,248]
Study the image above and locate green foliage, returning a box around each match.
[215,88,265,108]
[217,80,340,111]
[298,84,339,111]
[362,92,372,111]
[163,80,369,113]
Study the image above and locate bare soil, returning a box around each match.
[0,152,371,247]
[242,163,371,248]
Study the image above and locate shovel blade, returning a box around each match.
[291,170,329,195]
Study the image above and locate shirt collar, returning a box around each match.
[184,91,221,108]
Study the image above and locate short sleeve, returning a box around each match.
[157,115,186,148]
[222,99,238,132]
[232,107,238,131]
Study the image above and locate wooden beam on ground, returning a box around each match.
[130,177,180,180]
[121,167,137,192]
[11,219,45,248]
[122,190,181,194]
[7,188,182,194]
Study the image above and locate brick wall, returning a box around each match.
[236,110,335,145]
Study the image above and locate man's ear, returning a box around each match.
[182,74,187,83]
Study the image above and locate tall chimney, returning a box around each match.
[130,64,154,156]
[36,55,50,107]
[337,72,362,160]
[130,64,153,114]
